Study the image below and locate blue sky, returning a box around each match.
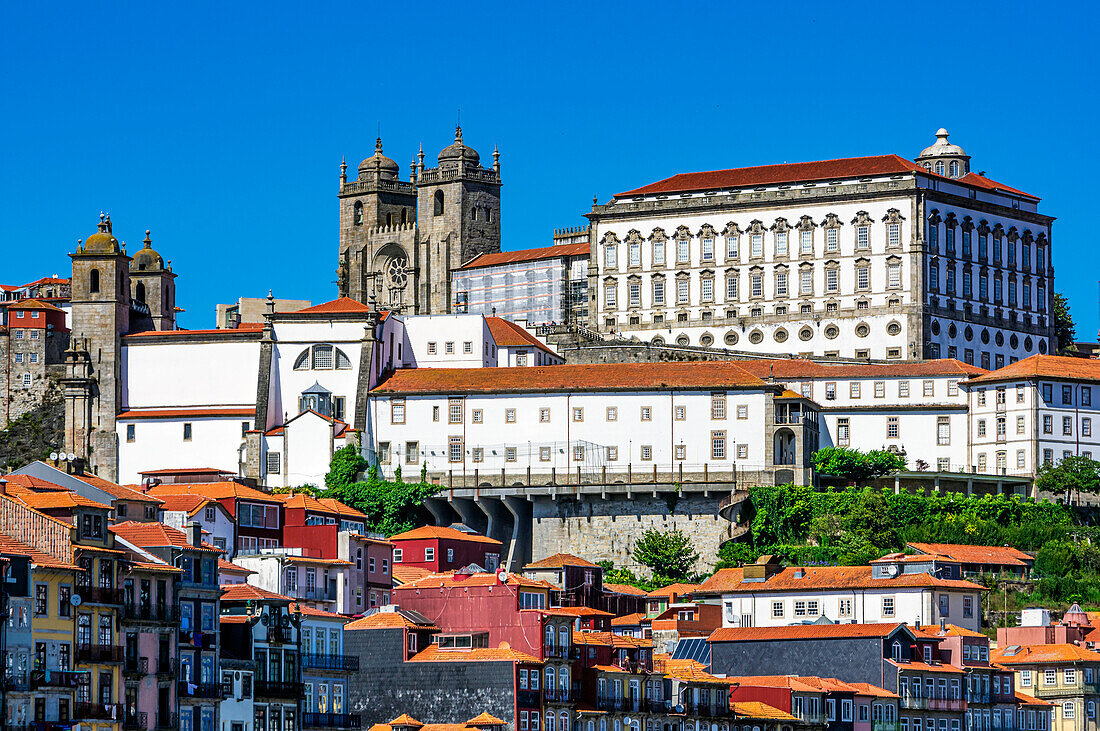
[3,2,1097,340]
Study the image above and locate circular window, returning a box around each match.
[700,333,714,347]
[748,330,764,344]
[1025,336,1034,351]
[1010,333,1019,349]
[824,324,840,339]
[886,321,902,336]
[651,336,665,346]
[980,328,990,344]
[995,331,1005,346]
[774,328,788,343]
[725,331,738,346]
[799,326,813,341]
[855,323,870,338]
[964,325,974,341]
[931,320,941,335]
[1039,340,1048,354]
[676,335,690,347]
[949,323,958,338]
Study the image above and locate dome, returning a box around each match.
[437,125,480,165]
[83,213,121,255]
[131,230,164,271]
[358,137,400,177]
[919,128,967,158]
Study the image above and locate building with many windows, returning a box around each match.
[990,644,1100,731]
[586,130,1054,364]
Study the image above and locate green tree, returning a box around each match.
[632,528,699,582]
[1052,292,1077,352]
[843,489,901,550]
[812,447,906,484]
[1035,455,1100,502]
[325,445,367,492]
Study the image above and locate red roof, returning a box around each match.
[373,360,768,395]
[388,525,502,545]
[70,473,163,504]
[603,582,648,596]
[523,553,599,570]
[459,242,589,269]
[220,583,293,602]
[957,172,1038,200]
[5,298,64,312]
[124,324,265,338]
[294,297,373,314]
[118,408,254,420]
[486,318,557,357]
[710,623,907,643]
[109,521,222,553]
[695,565,985,595]
[0,530,80,570]
[734,358,986,380]
[146,482,281,511]
[407,644,540,664]
[646,582,698,598]
[967,355,1100,385]
[140,467,232,476]
[907,543,1032,567]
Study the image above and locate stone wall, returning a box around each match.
[531,492,729,575]
[346,627,518,729]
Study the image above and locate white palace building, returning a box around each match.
[586,130,1055,368]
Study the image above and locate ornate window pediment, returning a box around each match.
[798,261,814,271]
[854,257,871,266]
[748,265,764,274]
[674,225,692,240]
[773,263,789,271]
[627,273,642,281]
[885,254,902,265]
[602,275,618,283]
[977,220,991,235]
[796,215,816,231]
[851,211,874,226]
[601,231,620,245]
[625,229,645,244]
[824,260,840,269]
[992,223,1005,236]
[722,222,742,237]
[747,220,766,235]
[699,268,715,277]
[698,223,718,239]
[1006,226,1019,241]
[1022,229,1034,244]
[1036,232,1048,245]
[649,227,668,242]
[882,208,906,224]
[724,267,739,274]
[944,213,958,228]
[675,270,691,280]
[771,217,791,232]
[822,213,843,228]
[926,209,942,226]
[651,272,666,280]
[961,216,975,232]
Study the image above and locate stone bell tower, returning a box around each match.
[67,214,131,480]
[128,230,177,332]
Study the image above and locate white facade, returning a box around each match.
[401,314,497,368]
[233,548,351,613]
[163,502,236,556]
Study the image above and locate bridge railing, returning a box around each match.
[423,463,769,492]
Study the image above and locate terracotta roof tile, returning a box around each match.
[957,172,1038,200]
[158,494,218,516]
[372,361,768,396]
[886,660,965,674]
[118,407,255,419]
[908,543,1031,566]
[967,355,1100,385]
[1015,692,1053,706]
[524,553,599,570]
[345,608,438,631]
[663,659,729,685]
[459,242,590,269]
[70,473,163,504]
[392,566,433,585]
[0,531,80,570]
[288,602,347,619]
[407,644,540,664]
[146,482,282,512]
[734,358,986,380]
[917,624,988,638]
[110,522,223,553]
[294,297,373,315]
[603,583,649,596]
[315,498,368,519]
[730,702,799,722]
[646,583,699,598]
[388,525,502,545]
[123,324,264,338]
[610,613,647,626]
[695,565,985,594]
[464,713,508,726]
[991,644,1100,665]
[219,583,293,602]
[397,571,553,591]
[533,606,614,618]
[572,631,653,649]
[710,623,907,643]
[218,558,254,575]
[6,298,64,312]
[4,486,108,511]
[486,318,557,357]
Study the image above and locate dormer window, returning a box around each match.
[299,382,333,416]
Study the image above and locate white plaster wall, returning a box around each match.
[117,417,247,485]
[121,341,259,409]
[400,314,495,368]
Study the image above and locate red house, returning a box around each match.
[3,299,68,332]
[389,525,502,573]
[148,482,284,554]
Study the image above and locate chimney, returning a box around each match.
[186,522,202,548]
[0,477,6,495]
[940,618,947,631]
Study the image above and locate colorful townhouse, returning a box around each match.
[991,644,1098,731]
[295,603,358,731]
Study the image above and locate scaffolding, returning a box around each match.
[453,257,571,325]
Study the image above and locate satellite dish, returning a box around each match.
[58,453,67,462]
[67,453,76,462]
[624,718,633,726]
[675,705,685,715]
[49,452,59,461]
[70,594,82,606]
[886,564,899,577]
[496,570,508,583]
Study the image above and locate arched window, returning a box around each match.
[545,625,555,651]
[353,201,363,225]
[545,667,555,697]
[335,348,351,370]
[559,626,568,651]
[892,641,902,660]
[135,282,146,303]
[312,345,334,369]
[546,714,555,731]
[559,712,570,731]
[559,666,569,695]
[294,349,310,370]
[935,161,945,176]
[433,190,444,216]
[950,161,960,178]
[89,269,100,294]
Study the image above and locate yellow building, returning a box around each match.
[992,644,1099,731]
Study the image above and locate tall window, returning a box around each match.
[800,230,813,255]
[677,279,689,304]
[448,436,463,463]
[726,236,739,259]
[888,223,901,248]
[750,234,763,258]
[628,241,640,267]
[825,228,839,252]
[701,238,714,261]
[775,231,788,257]
[677,239,690,264]
[89,269,100,293]
[711,431,726,459]
[433,190,444,216]
[856,225,870,250]
[604,245,616,268]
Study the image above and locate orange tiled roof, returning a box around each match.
[1015,692,1053,707]
[734,357,986,380]
[647,582,699,599]
[284,555,353,566]
[991,644,1100,665]
[610,613,647,626]
[407,644,540,664]
[398,571,554,591]
[388,525,502,545]
[917,624,988,639]
[459,242,590,269]
[524,553,599,570]
[572,631,653,649]
[534,606,614,618]
[907,542,1032,567]
[294,297,373,315]
[886,660,965,674]
[967,354,1100,384]
[7,298,63,312]
[146,482,282,513]
[218,558,254,575]
[0,474,72,492]
[711,623,907,643]
[345,609,438,631]
[603,582,648,596]
[392,566,432,585]
[219,583,293,603]
[0,531,80,570]
[123,324,265,338]
[372,361,769,395]
[464,713,507,727]
[316,498,368,519]
[5,486,108,511]
[157,494,218,516]
[71,473,164,504]
[694,565,985,595]
[118,407,255,419]
[110,522,222,553]
[730,702,799,721]
[288,602,346,619]
[663,659,729,685]
[486,318,556,356]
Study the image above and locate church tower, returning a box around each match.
[415,126,502,313]
[129,229,177,331]
[68,214,131,479]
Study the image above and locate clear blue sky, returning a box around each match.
[3,2,1097,340]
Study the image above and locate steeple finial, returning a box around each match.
[98,212,107,233]
[375,136,384,153]
[455,124,463,143]
[492,145,500,175]
[143,230,152,248]
[339,156,347,185]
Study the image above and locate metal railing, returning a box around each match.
[295,587,337,602]
[122,604,179,623]
[77,644,124,663]
[74,703,123,720]
[124,712,147,730]
[177,681,227,699]
[301,714,360,729]
[254,681,303,699]
[30,669,81,688]
[3,672,30,692]
[74,587,125,605]
[123,657,148,675]
[267,626,292,644]
[301,654,359,671]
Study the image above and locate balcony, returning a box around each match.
[177,681,227,699]
[873,724,899,731]
[544,646,570,660]
[254,681,304,700]
[899,697,925,710]
[597,698,627,713]
[267,626,292,644]
[122,604,179,623]
[123,657,149,676]
[75,586,125,605]
[156,658,177,676]
[301,654,359,672]
[927,698,965,712]
[646,700,670,714]
[155,714,177,731]
[517,690,542,708]
[124,713,148,731]
[295,586,337,602]
[3,672,31,692]
[77,644,124,663]
[181,631,218,650]
[544,689,571,703]
[301,714,361,730]
[30,669,82,688]
[74,703,123,721]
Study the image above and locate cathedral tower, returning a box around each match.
[129,229,177,331]
[68,214,131,479]
[415,126,502,313]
